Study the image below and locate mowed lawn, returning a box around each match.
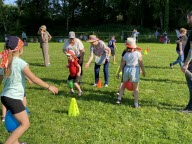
[0,41,192,144]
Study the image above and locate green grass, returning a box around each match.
[0,42,192,144]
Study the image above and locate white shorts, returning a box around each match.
[123,66,140,82]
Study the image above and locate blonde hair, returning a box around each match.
[37,25,47,34]
[180,28,187,33]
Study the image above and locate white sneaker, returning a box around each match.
[104,84,108,87]
[93,83,97,86]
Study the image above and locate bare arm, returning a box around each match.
[116,58,125,79]
[181,47,192,73]
[138,57,145,77]
[85,52,94,68]
[23,65,58,94]
[105,47,111,57]
[77,64,81,76]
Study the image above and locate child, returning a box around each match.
[116,37,145,108]
[1,36,58,144]
[66,50,82,96]
[108,36,117,64]
[170,28,188,68]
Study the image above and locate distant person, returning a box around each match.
[85,35,111,87]
[37,25,52,67]
[163,31,168,44]
[0,36,58,144]
[66,50,82,96]
[170,28,188,68]
[22,31,27,42]
[4,33,9,42]
[63,31,85,83]
[154,30,159,40]
[108,36,117,64]
[180,11,192,113]
[116,38,145,107]
[132,29,140,43]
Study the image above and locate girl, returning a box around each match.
[66,50,82,96]
[1,36,58,144]
[116,37,145,108]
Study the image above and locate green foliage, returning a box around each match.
[1,42,192,143]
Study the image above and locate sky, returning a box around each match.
[4,0,15,5]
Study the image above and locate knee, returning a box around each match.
[21,120,30,130]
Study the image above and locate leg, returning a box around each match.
[4,111,30,144]
[74,83,82,96]
[1,104,6,121]
[185,75,192,109]
[94,63,101,84]
[132,82,139,107]
[116,82,125,104]
[103,61,109,85]
[23,96,27,107]
[42,43,50,66]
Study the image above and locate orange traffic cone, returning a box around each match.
[97,79,102,88]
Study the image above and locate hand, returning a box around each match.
[48,85,59,95]
[85,63,89,68]
[77,72,80,76]
[181,64,188,73]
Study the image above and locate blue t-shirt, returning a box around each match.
[1,57,28,100]
[108,39,116,50]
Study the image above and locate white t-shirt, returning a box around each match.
[123,51,141,66]
[63,38,84,57]
[1,57,27,100]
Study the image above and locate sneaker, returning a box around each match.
[78,91,83,96]
[19,142,27,144]
[170,63,173,69]
[93,83,97,86]
[116,92,119,96]
[1,117,5,122]
[104,84,108,87]
[116,99,121,104]
[70,89,75,94]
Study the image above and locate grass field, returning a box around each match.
[0,41,192,144]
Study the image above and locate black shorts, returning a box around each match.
[1,96,25,114]
[68,75,80,83]
[111,49,115,56]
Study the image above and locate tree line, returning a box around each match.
[0,0,191,36]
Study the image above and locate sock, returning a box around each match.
[134,103,139,107]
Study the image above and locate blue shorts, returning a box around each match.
[123,66,140,82]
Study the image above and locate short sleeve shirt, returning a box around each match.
[63,38,84,57]
[123,51,141,66]
[1,57,28,100]
[68,60,79,77]
[90,40,108,56]
[108,39,116,50]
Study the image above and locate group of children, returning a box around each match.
[0,34,145,143]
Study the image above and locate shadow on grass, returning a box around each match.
[28,62,45,67]
[140,77,186,84]
[26,78,184,111]
[144,65,171,69]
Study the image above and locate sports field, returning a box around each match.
[0,42,192,144]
